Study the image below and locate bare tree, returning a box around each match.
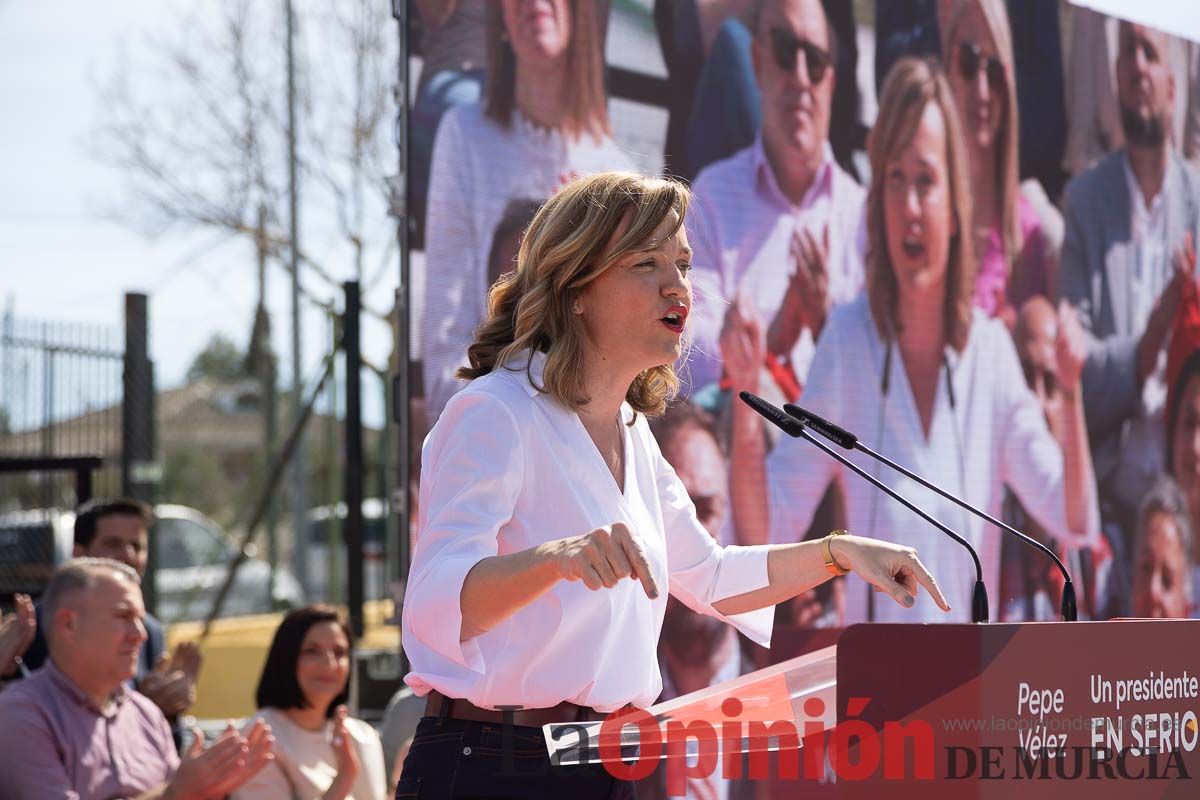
[94,0,397,315]
[94,0,397,599]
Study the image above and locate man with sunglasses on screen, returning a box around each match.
[1060,21,1200,557]
[685,0,866,403]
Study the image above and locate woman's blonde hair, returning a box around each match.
[941,0,1023,276]
[867,57,975,352]
[485,0,610,141]
[459,171,691,416]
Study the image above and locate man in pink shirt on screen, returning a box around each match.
[686,0,866,399]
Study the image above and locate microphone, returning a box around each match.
[787,406,857,449]
[784,403,1078,622]
[739,391,988,623]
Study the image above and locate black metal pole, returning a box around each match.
[390,0,412,672]
[344,281,365,639]
[77,466,93,504]
[122,292,158,614]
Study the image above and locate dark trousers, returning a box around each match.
[395,716,638,799]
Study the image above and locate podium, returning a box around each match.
[546,620,1200,798]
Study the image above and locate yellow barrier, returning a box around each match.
[166,600,399,719]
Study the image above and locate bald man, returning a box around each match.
[1060,21,1200,543]
[0,559,274,800]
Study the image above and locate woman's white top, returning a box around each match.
[766,296,1100,623]
[230,707,386,800]
[421,104,635,425]
[402,351,773,712]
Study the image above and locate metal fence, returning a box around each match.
[0,313,124,501]
[0,310,126,601]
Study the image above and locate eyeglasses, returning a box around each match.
[957,41,1005,91]
[768,28,833,83]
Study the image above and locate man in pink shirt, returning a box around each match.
[686,0,867,398]
[0,559,274,800]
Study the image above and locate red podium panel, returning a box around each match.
[835,620,1200,798]
[543,620,1198,798]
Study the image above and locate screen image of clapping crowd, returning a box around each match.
[409,0,1200,657]
[7,0,1200,796]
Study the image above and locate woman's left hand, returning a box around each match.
[829,535,951,611]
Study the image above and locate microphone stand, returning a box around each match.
[784,403,1077,622]
[739,392,989,622]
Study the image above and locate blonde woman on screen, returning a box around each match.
[939,0,1057,322]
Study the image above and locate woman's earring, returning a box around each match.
[572,301,583,315]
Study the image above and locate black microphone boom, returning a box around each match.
[786,405,857,449]
[784,402,1078,622]
[739,391,989,623]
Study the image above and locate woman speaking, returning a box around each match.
[396,171,949,798]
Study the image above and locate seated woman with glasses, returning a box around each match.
[939,0,1059,324]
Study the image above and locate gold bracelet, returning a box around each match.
[822,530,850,576]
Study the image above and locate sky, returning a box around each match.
[0,0,400,427]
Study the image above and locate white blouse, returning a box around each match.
[765,296,1100,624]
[230,708,387,800]
[402,351,773,712]
[421,104,635,425]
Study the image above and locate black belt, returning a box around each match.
[424,689,609,726]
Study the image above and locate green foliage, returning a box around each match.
[159,445,238,526]
[186,334,250,384]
